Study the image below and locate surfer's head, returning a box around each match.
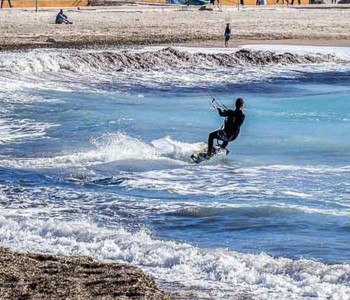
[235,98,244,109]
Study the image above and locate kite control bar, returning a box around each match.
[208,95,228,111]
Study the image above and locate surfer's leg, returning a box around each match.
[219,133,239,152]
[207,130,220,156]
[221,141,228,149]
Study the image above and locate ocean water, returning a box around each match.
[0,45,350,299]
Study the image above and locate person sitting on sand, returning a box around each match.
[55,9,73,24]
[207,98,245,157]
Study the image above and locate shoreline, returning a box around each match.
[0,246,172,300]
[1,38,350,53]
[177,38,350,48]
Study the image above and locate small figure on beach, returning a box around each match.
[224,23,231,48]
[207,98,245,157]
[55,9,73,24]
[290,0,301,4]
[0,0,12,8]
[210,0,215,6]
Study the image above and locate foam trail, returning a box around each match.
[0,133,194,169]
[151,136,205,162]
[0,117,56,145]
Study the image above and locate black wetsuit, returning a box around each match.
[224,27,231,42]
[207,108,245,155]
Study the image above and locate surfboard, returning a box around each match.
[190,146,229,164]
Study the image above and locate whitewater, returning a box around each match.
[0,45,350,299]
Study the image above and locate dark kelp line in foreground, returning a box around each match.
[0,246,172,300]
[65,48,343,70]
[2,47,347,75]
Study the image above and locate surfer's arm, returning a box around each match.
[218,108,229,117]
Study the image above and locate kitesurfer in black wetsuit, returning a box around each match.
[207,98,245,156]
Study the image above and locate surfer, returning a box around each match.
[207,97,245,157]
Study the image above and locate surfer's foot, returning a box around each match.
[207,146,215,157]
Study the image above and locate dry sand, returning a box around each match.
[1,5,350,50]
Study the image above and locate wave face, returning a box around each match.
[1,45,350,299]
[0,47,347,75]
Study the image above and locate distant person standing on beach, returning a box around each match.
[224,23,231,48]
[55,9,73,24]
[0,0,12,8]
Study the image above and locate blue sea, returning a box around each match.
[0,45,350,299]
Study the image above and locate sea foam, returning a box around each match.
[0,216,349,300]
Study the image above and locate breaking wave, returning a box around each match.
[0,47,348,75]
[0,216,349,300]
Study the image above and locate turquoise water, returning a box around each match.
[0,46,350,299]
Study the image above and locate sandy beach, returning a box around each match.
[1,5,350,50]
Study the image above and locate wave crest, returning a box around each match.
[1,216,350,300]
[1,48,346,75]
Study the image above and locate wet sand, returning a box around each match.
[0,246,172,300]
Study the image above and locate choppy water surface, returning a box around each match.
[0,46,350,299]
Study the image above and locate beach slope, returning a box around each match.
[0,246,171,300]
